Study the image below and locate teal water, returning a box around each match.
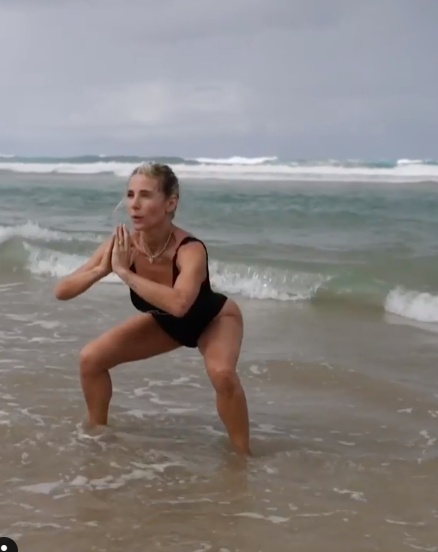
[1,172,438,324]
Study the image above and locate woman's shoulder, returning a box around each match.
[173,227,205,249]
[172,228,208,265]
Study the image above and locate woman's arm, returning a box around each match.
[116,241,207,317]
[53,235,115,301]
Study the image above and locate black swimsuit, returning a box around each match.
[129,236,228,348]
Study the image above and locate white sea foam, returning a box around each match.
[22,242,328,300]
[20,481,63,494]
[0,221,100,244]
[209,260,328,301]
[192,156,278,165]
[23,243,121,283]
[231,512,290,524]
[3,222,438,313]
[385,287,438,323]
[0,221,65,244]
[1,159,438,182]
[26,245,438,316]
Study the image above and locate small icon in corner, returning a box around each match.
[0,537,18,552]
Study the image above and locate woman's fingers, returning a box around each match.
[122,224,129,249]
[116,224,123,247]
[112,224,130,251]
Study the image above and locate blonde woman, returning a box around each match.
[54,163,251,455]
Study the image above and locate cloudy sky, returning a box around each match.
[0,0,436,159]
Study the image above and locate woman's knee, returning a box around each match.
[79,341,112,377]
[208,363,240,396]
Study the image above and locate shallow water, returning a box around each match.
[1,278,437,551]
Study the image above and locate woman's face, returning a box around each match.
[126,174,176,231]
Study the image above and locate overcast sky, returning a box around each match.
[0,0,436,159]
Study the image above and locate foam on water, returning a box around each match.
[0,222,66,244]
[20,481,63,495]
[1,225,437,324]
[209,260,328,301]
[385,287,438,323]
[22,243,119,283]
[22,245,438,323]
[23,241,328,299]
[192,156,278,165]
[0,221,100,244]
[2,156,438,182]
[230,512,290,524]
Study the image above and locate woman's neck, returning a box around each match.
[140,222,173,254]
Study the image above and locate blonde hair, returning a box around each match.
[114,162,180,219]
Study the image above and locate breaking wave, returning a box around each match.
[1,222,437,324]
[1,155,438,182]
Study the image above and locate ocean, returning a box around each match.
[1,155,437,551]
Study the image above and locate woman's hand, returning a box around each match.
[97,232,116,278]
[111,224,133,276]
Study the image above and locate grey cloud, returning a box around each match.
[0,0,437,158]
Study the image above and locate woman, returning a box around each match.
[54,162,251,455]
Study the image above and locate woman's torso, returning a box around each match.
[128,226,215,315]
[129,226,192,288]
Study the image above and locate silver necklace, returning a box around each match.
[141,230,173,263]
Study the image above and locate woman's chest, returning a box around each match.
[131,254,175,287]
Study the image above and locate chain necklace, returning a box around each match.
[140,230,173,263]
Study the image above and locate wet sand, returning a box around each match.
[1,276,437,551]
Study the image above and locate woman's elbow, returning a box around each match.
[172,293,194,317]
[172,303,189,318]
[53,281,70,300]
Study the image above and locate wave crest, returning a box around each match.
[385,287,438,323]
[1,155,438,182]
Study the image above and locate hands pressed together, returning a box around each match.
[98,224,132,278]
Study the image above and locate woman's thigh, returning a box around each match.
[197,298,243,373]
[80,313,182,371]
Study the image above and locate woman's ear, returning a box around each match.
[167,194,179,216]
